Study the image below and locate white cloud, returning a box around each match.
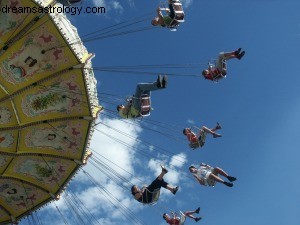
[187,119,195,124]
[147,153,187,192]
[180,0,194,8]
[92,0,124,14]
[170,152,187,168]
[127,0,135,8]
[42,114,189,224]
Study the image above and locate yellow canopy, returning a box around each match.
[0,0,100,223]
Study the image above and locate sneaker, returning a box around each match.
[157,74,163,88]
[224,182,233,187]
[213,133,222,138]
[195,207,200,214]
[162,75,168,88]
[227,176,237,182]
[234,48,242,56]
[161,165,168,174]
[195,217,202,222]
[216,122,222,130]
[172,186,179,195]
[237,51,245,60]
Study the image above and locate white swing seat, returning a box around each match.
[208,61,227,82]
[179,211,186,225]
[140,94,151,117]
[160,0,185,30]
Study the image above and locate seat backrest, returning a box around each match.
[189,141,201,149]
[143,188,160,205]
[172,1,185,22]
[140,94,151,116]
[179,211,186,225]
[160,0,185,29]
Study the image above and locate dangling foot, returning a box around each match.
[172,186,179,195]
[237,51,245,60]
[161,165,168,174]
[215,122,222,130]
[227,176,237,182]
[234,48,242,56]
[195,207,200,214]
[195,217,202,222]
[213,133,222,138]
[157,74,163,88]
[162,75,168,88]
[224,182,233,187]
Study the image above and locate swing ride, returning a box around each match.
[0,0,100,224]
[0,0,247,224]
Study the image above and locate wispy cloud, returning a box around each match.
[180,0,194,8]
[92,0,124,14]
[187,119,195,124]
[42,114,189,224]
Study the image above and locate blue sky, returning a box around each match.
[22,0,300,225]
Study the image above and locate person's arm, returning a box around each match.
[187,132,197,142]
[193,174,205,185]
[156,7,165,23]
[171,212,176,219]
[134,188,144,200]
[119,105,130,117]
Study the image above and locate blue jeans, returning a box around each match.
[132,82,159,110]
[168,4,175,19]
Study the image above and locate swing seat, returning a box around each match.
[189,129,206,149]
[207,61,226,82]
[140,94,151,117]
[143,188,160,205]
[179,211,186,225]
[160,0,185,30]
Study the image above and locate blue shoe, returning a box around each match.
[227,176,237,182]
[161,165,168,173]
[195,217,202,222]
[162,75,168,88]
[235,48,242,56]
[224,182,233,187]
[172,186,179,195]
[157,75,163,88]
[237,51,245,60]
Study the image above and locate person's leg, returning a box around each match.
[209,173,225,184]
[211,122,222,132]
[213,167,237,182]
[210,170,233,187]
[132,77,162,109]
[160,177,178,194]
[221,51,237,60]
[147,166,178,194]
[147,166,168,191]
[168,1,175,19]
[184,213,197,220]
[201,126,222,138]
[216,52,235,75]
[184,209,201,221]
